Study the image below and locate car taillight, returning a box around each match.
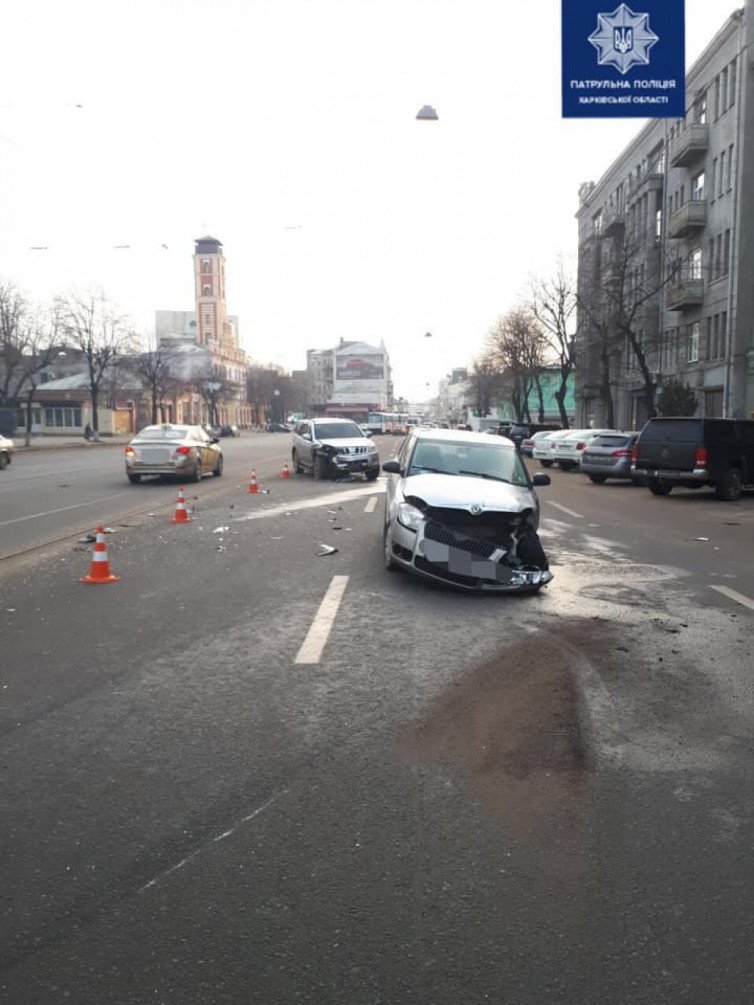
[175,445,192,455]
[631,445,639,463]
[611,449,631,457]
[576,442,586,451]
[695,446,708,468]
[125,446,134,456]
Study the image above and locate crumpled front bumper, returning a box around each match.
[388,518,553,593]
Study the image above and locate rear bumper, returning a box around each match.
[632,466,709,482]
[126,460,198,476]
[581,458,632,478]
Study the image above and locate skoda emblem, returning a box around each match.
[470,503,484,515]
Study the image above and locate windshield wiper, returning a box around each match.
[458,470,511,483]
[410,466,456,475]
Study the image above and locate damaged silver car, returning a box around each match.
[382,428,553,594]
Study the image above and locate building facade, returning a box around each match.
[575,4,754,428]
[303,339,393,420]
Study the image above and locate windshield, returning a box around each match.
[314,422,364,439]
[408,439,529,485]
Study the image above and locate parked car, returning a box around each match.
[632,417,754,501]
[291,417,380,480]
[552,428,617,470]
[0,433,14,470]
[507,422,561,449]
[125,424,223,483]
[220,424,239,437]
[580,432,640,483]
[265,422,291,433]
[532,429,572,467]
[520,429,556,457]
[381,428,553,594]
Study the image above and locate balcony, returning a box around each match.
[602,262,622,287]
[669,124,709,167]
[666,278,704,311]
[602,206,625,237]
[629,172,664,200]
[668,199,708,239]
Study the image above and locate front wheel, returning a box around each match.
[192,461,203,483]
[649,479,672,496]
[213,455,223,477]
[540,460,553,468]
[588,474,607,484]
[365,468,379,482]
[384,523,399,571]
[313,454,328,480]
[715,467,743,501]
[127,472,141,484]
[0,453,9,470]
[292,450,304,474]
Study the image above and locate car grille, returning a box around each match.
[424,519,497,559]
[338,446,369,455]
[423,507,531,551]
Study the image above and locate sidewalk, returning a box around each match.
[14,434,131,452]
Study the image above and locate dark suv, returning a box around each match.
[632,417,754,501]
[507,423,560,449]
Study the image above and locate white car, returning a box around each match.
[532,429,572,467]
[382,428,553,594]
[291,417,380,480]
[552,429,618,470]
[0,434,14,470]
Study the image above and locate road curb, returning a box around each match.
[14,441,127,453]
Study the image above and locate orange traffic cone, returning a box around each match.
[80,526,120,584]
[248,469,260,494]
[171,486,192,523]
[281,461,291,480]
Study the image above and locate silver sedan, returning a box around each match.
[125,424,223,483]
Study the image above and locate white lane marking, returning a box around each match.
[710,585,754,612]
[139,792,281,894]
[235,484,384,522]
[0,492,132,528]
[364,496,378,514]
[547,501,584,520]
[295,575,349,665]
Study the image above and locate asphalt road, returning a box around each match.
[1,449,753,1004]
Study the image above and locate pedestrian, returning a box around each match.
[84,423,93,441]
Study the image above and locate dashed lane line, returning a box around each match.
[295,575,350,665]
[364,496,378,514]
[547,501,584,520]
[710,585,754,613]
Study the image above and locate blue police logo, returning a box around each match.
[588,3,659,74]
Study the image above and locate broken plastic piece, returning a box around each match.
[695,537,710,542]
[318,544,339,557]
[213,526,230,534]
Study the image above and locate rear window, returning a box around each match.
[136,427,189,440]
[640,420,703,443]
[591,434,631,447]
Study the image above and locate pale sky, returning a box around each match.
[1,0,740,401]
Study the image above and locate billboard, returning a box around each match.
[335,354,384,381]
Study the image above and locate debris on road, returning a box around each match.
[318,544,339,557]
[695,537,710,542]
[213,526,230,534]
[78,533,96,544]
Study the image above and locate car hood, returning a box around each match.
[318,437,375,450]
[402,473,535,513]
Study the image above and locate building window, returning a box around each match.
[688,322,700,363]
[711,158,717,201]
[719,151,726,197]
[44,406,82,428]
[689,247,703,281]
[730,58,737,107]
[721,67,729,113]
[723,230,731,276]
[203,284,211,295]
[715,234,722,279]
[655,208,662,240]
[726,144,734,190]
[691,170,705,201]
[201,259,211,273]
[707,316,714,360]
[714,75,721,119]
[694,92,707,124]
[720,312,728,358]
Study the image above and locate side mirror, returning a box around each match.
[382,460,402,474]
[302,433,311,441]
[532,472,551,487]
[210,437,220,444]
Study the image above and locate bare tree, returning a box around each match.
[134,337,179,424]
[486,308,546,423]
[0,282,61,444]
[193,364,237,427]
[56,290,135,439]
[468,354,503,419]
[530,264,577,429]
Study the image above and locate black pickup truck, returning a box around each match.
[632,417,754,501]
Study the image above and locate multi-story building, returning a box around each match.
[303,339,393,420]
[575,2,754,428]
[156,236,251,427]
